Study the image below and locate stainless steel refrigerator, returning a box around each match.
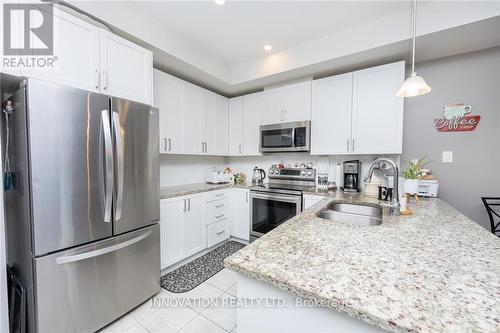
[3,78,160,332]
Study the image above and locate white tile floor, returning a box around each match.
[99,269,238,333]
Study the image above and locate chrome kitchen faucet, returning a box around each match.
[364,158,401,216]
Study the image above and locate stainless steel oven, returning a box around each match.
[259,121,311,153]
[249,167,316,241]
[250,190,302,240]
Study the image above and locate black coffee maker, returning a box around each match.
[343,160,361,192]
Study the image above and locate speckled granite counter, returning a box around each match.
[160,182,251,199]
[225,192,500,333]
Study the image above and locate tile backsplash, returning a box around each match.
[160,153,400,189]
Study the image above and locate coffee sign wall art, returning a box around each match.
[434,103,480,132]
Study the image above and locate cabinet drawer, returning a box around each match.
[205,189,229,202]
[205,198,230,224]
[207,219,230,248]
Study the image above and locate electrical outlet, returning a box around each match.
[442,151,453,163]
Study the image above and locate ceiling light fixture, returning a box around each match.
[264,45,272,51]
[396,0,431,98]
[214,0,225,5]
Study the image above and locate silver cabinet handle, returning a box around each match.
[352,138,355,152]
[56,231,152,265]
[187,198,191,211]
[102,70,108,90]
[216,230,225,235]
[95,69,100,90]
[163,138,167,152]
[239,144,242,155]
[215,193,224,197]
[168,138,172,151]
[183,199,186,212]
[205,142,208,153]
[101,110,113,223]
[215,204,224,208]
[246,191,249,202]
[283,109,287,121]
[112,111,124,221]
[215,214,225,219]
[346,139,350,152]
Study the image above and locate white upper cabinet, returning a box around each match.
[21,7,100,92]
[214,95,229,155]
[311,73,353,155]
[99,29,153,105]
[351,61,404,154]
[262,81,312,124]
[183,83,203,154]
[5,7,153,104]
[242,92,263,156]
[262,87,283,124]
[311,61,404,155]
[228,97,244,156]
[154,70,185,153]
[282,81,312,122]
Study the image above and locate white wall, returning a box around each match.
[159,155,227,187]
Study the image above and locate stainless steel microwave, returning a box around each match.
[259,121,311,153]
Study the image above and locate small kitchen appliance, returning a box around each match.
[249,167,316,241]
[206,170,231,184]
[343,160,361,192]
[252,167,266,185]
[417,179,439,197]
[259,121,311,153]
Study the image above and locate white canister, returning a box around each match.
[404,179,420,194]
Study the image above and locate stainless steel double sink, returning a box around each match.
[317,202,383,226]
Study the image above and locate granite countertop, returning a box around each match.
[160,182,251,199]
[224,192,500,333]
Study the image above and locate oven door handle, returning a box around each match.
[250,192,302,204]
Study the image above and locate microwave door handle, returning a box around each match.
[291,128,296,148]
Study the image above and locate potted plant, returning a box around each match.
[402,156,430,194]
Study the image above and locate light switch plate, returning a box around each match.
[442,151,453,163]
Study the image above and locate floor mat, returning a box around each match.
[160,240,246,293]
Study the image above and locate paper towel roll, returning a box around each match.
[335,163,342,189]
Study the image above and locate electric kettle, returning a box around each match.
[252,167,266,185]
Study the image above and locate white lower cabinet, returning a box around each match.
[207,219,230,248]
[160,194,205,269]
[230,188,250,241]
[303,194,324,210]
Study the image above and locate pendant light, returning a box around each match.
[397,0,431,97]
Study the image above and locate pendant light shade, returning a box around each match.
[397,0,431,97]
[397,72,431,97]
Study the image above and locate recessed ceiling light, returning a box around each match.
[214,0,225,5]
[264,45,272,51]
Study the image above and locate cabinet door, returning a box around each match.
[200,89,216,154]
[311,73,353,155]
[184,83,203,154]
[160,199,185,269]
[352,62,404,154]
[214,95,229,155]
[228,97,244,156]
[283,81,312,122]
[21,7,100,91]
[185,195,206,257]
[230,189,250,241]
[262,88,283,124]
[99,29,153,104]
[242,92,262,156]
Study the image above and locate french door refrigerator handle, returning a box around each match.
[101,110,113,223]
[112,111,124,221]
[55,231,153,265]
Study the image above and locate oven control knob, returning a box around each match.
[307,171,313,176]
[270,170,274,174]
[301,170,306,175]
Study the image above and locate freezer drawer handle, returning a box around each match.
[55,231,153,265]
[101,110,114,223]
